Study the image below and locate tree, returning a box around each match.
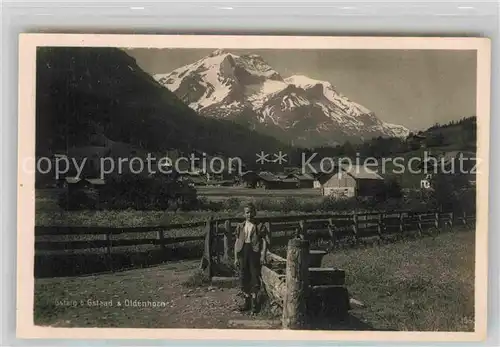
[93,173,197,210]
[341,141,356,158]
[425,132,444,148]
[428,171,473,213]
[374,176,403,201]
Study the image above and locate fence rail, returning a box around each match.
[35,210,476,251]
[35,209,476,277]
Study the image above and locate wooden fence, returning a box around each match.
[200,210,476,277]
[199,210,475,329]
[35,210,476,276]
[35,221,207,252]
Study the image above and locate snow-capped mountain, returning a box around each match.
[154,49,409,147]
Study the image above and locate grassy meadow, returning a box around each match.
[35,185,477,331]
[33,228,476,331]
[36,187,325,227]
[197,186,322,200]
[322,228,475,331]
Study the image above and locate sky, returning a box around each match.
[125,48,477,131]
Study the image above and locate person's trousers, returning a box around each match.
[238,243,261,295]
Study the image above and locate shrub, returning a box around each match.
[300,200,318,213]
[195,197,224,211]
[429,172,474,213]
[383,177,403,199]
[104,174,197,210]
[254,198,280,211]
[320,196,358,212]
[58,173,198,211]
[58,187,99,210]
[224,197,241,211]
[280,197,300,213]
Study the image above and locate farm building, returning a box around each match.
[60,177,107,209]
[256,172,281,189]
[240,171,304,189]
[406,132,427,149]
[321,165,384,198]
[202,167,237,182]
[63,177,106,190]
[67,143,168,179]
[240,171,259,188]
[419,150,477,186]
[278,177,300,189]
[303,161,337,177]
[256,172,299,189]
[179,175,207,187]
[313,173,333,189]
[65,146,112,178]
[302,161,338,187]
[284,173,315,188]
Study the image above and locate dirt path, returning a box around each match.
[152,260,261,328]
[35,260,272,329]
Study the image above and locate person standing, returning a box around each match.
[234,202,269,313]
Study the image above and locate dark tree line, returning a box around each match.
[291,116,477,163]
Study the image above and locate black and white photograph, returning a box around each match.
[17,34,490,340]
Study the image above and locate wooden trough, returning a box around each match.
[262,246,350,326]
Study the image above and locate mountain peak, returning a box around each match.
[286,75,327,88]
[154,51,409,146]
[209,49,229,57]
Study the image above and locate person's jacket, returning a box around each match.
[234,221,269,253]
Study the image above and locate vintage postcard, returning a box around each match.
[17,34,490,341]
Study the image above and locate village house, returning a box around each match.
[240,171,300,189]
[60,177,107,209]
[278,177,300,189]
[284,173,315,188]
[419,150,477,187]
[301,161,338,188]
[202,168,234,182]
[178,174,207,187]
[63,177,106,190]
[256,172,282,189]
[320,165,384,198]
[239,171,259,188]
[313,173,332,189]
[200,156,240,182]
[66,143,160,179]
[406,132,427,149]
[259,172,299,189]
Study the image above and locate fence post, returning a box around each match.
[377,213,383,241]
[214,221,221,263]
[327,218,337,247]
[417,214,423,236]
[106,231,113,272]
[223,220,231,263]
[282,238,310,329]
[157,230,166,251]
[399,212,405,236]
[435,212,440,233]
[200,217,214,278]
[265,221,273,247]
[352,213,358,243]
[299,220,306,239]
